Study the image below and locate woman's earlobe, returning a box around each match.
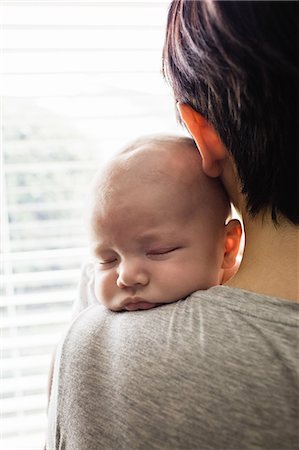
[177,103,227,178]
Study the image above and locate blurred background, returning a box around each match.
[1,1,184,448]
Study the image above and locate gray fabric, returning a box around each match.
[47,283,299,450]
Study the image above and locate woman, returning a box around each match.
[47,2,298,449]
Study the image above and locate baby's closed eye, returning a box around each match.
[146,247,181,259]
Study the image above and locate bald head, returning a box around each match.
[93,136,229,221]
[89,135,230,237]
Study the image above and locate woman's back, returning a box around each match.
[47,287,299,450]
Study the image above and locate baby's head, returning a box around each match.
[88,135,241,311]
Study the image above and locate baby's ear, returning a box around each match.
[222,219,242,270]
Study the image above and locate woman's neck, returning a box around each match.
[226,212,299,302]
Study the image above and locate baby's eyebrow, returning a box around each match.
[91,243,110,257]
[136,233,171,246]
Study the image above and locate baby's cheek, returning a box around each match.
[94,271,114,306]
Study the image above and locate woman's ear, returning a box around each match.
[222,219,243,270]
[177,103,227,178]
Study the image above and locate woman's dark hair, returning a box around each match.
[163,0,298,224]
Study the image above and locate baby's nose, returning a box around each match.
[116,260,149,288]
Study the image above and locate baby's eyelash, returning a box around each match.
[147,247,180,256]
[99,259,117,265]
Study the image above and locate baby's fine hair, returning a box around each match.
[117,133,231,221]
[119,134,198,155]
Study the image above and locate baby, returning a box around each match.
[88,135,242,312]
[45,134,242,439]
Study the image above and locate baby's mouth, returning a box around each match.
[121,297,162,311]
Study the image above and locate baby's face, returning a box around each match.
[90,157,227,311]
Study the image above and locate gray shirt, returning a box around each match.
[47,282,299,450]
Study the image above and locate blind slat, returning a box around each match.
[3,29,164,50]
[2,312,71,329]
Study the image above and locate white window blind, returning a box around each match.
[1,1,183,448]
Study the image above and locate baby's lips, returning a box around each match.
[124,301,157,311]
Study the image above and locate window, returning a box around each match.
[1,1,183,447]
